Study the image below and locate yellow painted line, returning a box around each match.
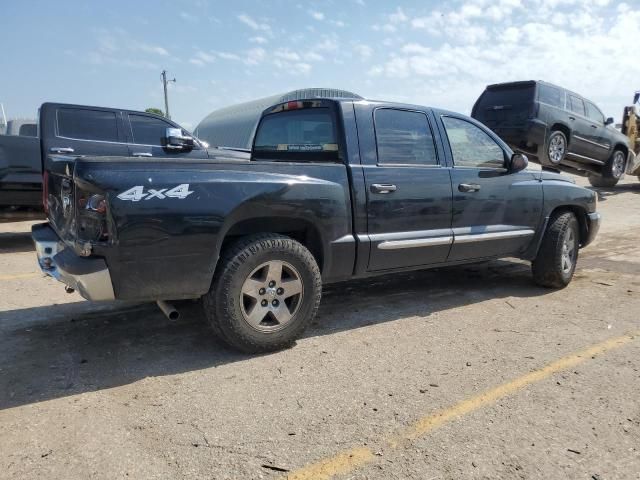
[0,272,40,281]
[285,332,639,480]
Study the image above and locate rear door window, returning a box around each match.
[253,108,338,160]
[538,84,565,108]
[442,116,505,169]
[57,108,119,142]
[568,95,586,116]
[374,108,438,166]
[129,114,173,145]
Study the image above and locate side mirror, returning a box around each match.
[605,117,615,126]
[509,152,528,173]
[165,127,194,151]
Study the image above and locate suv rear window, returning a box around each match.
[475,84,535,111]
[253,108,338,160]
[57,108,119,142]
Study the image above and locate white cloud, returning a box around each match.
[353,43,373,58]
[249,36,268,44]
[274,49,300,62]
[237,13,271,32]
[310,10,324,21]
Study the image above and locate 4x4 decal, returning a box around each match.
[117,184,194,202]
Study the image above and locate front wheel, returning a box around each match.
[602,149,626,180]
[532,212,579,288]
[202,233,322,353]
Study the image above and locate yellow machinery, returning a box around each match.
[622,92,640,178]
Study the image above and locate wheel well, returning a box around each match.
[550,123,571,143]
[613,143,628,157]
[220,217,324,272]
[549,206,588,246]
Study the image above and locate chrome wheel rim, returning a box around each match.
[561,228,576,274]
[611,151,625,179]
[548,135,565,164]
[240,260,303,332]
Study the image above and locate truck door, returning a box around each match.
[40,103,129,160]
[357,106,454,271]
[437,114,542,262]
[125,113,208,159]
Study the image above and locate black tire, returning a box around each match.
[602,149,626,180]
[588,175,619,188]
[545,130,568,166]
[202,233,322,353]
[532,212,579,288]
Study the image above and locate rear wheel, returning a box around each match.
[202,233,322,353]
[532,212,579,288]
[545,131,567,165]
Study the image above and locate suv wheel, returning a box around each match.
[532,211,579,288]
[588,175,619,188]
[202,233,322,353]
[602,149,626,180]
[546,131,567,165]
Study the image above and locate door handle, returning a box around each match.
[591,124,598,128]
[132,152,153,157]
[458,183,481,192]
[370,183,397,194]
[568,116,575,121]
[50,147,74,154]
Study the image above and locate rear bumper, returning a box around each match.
[583,212,601,248]
[31,223,115,301]
[491,120,547,156]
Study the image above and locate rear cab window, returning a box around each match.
[374,108,438,166]
[57,108,119,142]
[253,101,340,161]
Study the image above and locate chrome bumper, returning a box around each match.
[31,223,115,301]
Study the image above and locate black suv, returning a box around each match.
[472,80,631,187]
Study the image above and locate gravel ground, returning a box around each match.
[0,176,639,480]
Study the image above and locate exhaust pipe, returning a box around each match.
[157,300,180,321]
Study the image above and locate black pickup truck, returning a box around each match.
[0,102,214,209]
[33,97,600,353]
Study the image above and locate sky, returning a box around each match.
[2,0,639,131]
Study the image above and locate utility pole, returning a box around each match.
[0,103,6,133]
[161,70,176,119]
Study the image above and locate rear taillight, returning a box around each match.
[76,189,109,242]
[42,170,49,213]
